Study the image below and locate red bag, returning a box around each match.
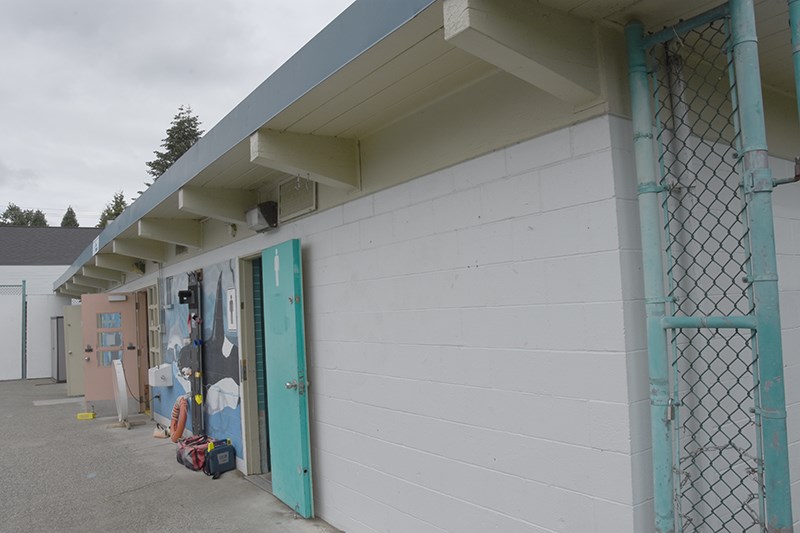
[176,435,209,471]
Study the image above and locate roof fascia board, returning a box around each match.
[55,0,437,290]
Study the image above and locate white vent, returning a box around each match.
[279,177,316,222]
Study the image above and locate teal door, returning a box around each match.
[261,239,313,518]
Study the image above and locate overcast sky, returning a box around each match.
[0,0,355,227]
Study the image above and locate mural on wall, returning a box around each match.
[153,258,242,458]
[199,260,241,451]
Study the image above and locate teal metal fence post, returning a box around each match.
[730,0,794,530]
[625,21,675,533]
[21,279,26,380]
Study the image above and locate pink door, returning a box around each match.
[81,293,140,413]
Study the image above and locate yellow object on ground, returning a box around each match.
[76,412,96,420]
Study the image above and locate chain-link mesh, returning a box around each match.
[0,284,23,296]
[649,17,764,532]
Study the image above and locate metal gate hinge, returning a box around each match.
[646,296,677,304]
[638,182,666,194]
[752,407,786,419]
[742,274,779,283]
[743,168,774,193]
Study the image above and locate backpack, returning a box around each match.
[203,440,236,479]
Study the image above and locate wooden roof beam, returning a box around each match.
[178,187,253,225]
[250,129,360,190]
[58,287,82,298]
[72,275,112,290]
[444,0,601,107]
[82,265,125,284]
[138,218,202,249]
[94,254,145,274]
[111,238,167,263]
[65,282,99,295]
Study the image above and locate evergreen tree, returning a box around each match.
[60,206,79,227]
[0,203,48,226]
[145,105,203,181]
[97,192,127,229]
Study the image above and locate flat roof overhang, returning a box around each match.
[55,0,797,293]
[55,0,443,290]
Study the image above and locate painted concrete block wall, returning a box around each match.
[117,117,635,531]
[610,115,660,530]
[0,266,72,380]
[610,115,800,529]
[294,116,636,532]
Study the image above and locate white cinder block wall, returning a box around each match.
[299,116,639,532]
[117,116,641,531]
[110,117,800,531]
[610,116,800,530]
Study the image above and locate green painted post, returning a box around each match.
[625,21,675,533]
[730,0,794,530]
[21,280,27,380]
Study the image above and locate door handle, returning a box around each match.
[84,356,91,362]
[285,380,298,390]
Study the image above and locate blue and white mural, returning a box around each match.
[152,258,242,458]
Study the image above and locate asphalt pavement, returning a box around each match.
[0,379,341,533]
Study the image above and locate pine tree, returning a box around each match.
[145,105,203,181]
[60,206,79,227]
[0,203,48,227]
[97,192,127,229]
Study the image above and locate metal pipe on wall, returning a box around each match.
[625,21,676,533]
[730,0,794,530]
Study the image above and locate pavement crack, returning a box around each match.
[111,474,174,498]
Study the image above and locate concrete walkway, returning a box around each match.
[0,379,341,533]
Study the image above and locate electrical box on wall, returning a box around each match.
[245,201,278,233]
[148,364,173,387]
[279,177,316,222]
[178,289,195,305]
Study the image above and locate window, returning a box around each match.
[97,313,121,329]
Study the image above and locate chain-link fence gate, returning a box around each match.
[627,1,793,531]
[0,282,27,380]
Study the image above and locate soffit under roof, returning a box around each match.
[56,0,798,290]
[541,0,793,97]
[149,0,798,199]
[179,4,493,195]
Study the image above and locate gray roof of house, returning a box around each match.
[0,227,102,266]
